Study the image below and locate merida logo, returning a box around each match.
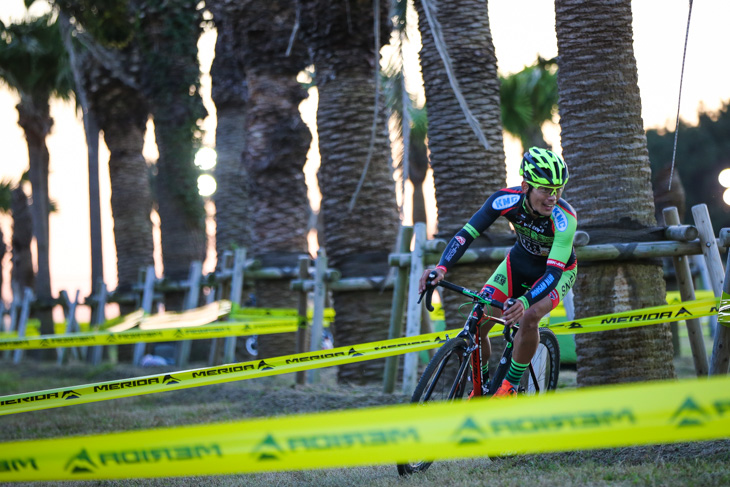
[174,330,185,338]
[670,397,710,427]
[65,449,97,474]
[258,360,273,370]
[106,334,117,343]
[252,434,284,461]
[452,417,487,445]
[348,348,363,357]
[62,390,81,400]
[162,374,180,385]
[40,339,50,347]
[675,307,692,318]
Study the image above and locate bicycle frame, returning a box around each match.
[420,277,535,398]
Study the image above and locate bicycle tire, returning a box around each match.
[397,336,470,476]
[520,327,560,395]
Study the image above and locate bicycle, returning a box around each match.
[397,272,560,476]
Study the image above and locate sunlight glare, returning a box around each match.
[195,147,217,170]
[719,168,730,188]
[197,174,217,197]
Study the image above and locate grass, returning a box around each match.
[1,329,729,486]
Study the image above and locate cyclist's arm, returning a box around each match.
[517,203,577,310]
[435,191,510,273]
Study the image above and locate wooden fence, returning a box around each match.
[2,204,729,392]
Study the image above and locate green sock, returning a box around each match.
[505,360,529,387]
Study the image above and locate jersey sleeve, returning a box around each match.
[436,190,515,272]
[517,201,577,309]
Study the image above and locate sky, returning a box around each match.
[1,0,729,318]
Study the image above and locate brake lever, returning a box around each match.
[502,298,516,342]
[417,271,438,312]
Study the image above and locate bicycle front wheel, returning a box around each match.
[521,327,560,395]
[397,336,471,476]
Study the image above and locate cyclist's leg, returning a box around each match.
[478,257,513,365]
[512,264,577,364]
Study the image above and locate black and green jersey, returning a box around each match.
[436,186,578,309]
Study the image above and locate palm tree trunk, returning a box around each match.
[11,188,34,292]
[414,0,508,327]
[301,0,400,384]
[244,69,311,358]
[555,0,675,385]
[16,98,54,337]
[209,7,252,256]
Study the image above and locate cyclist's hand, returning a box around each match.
[419,267,445,294]
[502,299,525,326]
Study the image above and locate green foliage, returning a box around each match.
[53,0,135,47]
[0,14,74,102]
[500,57,558,149]
[0,179,13,213]
[135,1,206,226]
[646,103,730,232]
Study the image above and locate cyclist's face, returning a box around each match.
[522,181,562,216]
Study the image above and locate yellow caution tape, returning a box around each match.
[0,330,451,415]
[234,307,335,320]
[1,297,723,414]
[0,319,298,351]
[1,375,729,481]
[543,297,719,334]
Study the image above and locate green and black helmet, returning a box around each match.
[520,147,569,188]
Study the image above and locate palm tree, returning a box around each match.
[58,13,104,298]
[53,4,157,311]
[413,0,508,327]
[135,2,208,298]
[242,1,312,358]
[11,186,35,293]
[87,63,154,304]
[500,57,558,153]
[300,0,400,384]
[208,5,251,257]
[206,1,312,360]
[0,180,11,296]
[555,0,675,385]
[0,14,74,335]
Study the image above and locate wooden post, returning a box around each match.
[307,249,328,384]
[208,251,232,366]
[664,207,708,376]
[4,283,20,361]
[57,290,81,365]
[295,256,310,385]
[223,248,246,364]
[133,266,156,366]
[12,288,33,364]
[712,250,730,375]
[90,281,107,365]
[383,225,413,393]
[693,204,725,296]
[402,222,427,395]
[693,204,723,338]
[175,260,202,367]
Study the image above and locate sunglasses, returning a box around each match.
[527,182,564,196]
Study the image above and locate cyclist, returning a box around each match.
[419,147,578,398]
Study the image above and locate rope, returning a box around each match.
[668,0,694,190]
[348,0,381,212]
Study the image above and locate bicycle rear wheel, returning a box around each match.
[397,336,470,476]
[520,327,560,395]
